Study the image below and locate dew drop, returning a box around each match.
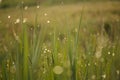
[53,66,63,75]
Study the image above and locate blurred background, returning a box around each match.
[0,0,119,8]
[0,0,120,80]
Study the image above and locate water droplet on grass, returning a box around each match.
[37,5,40,9]
[116,70,119,75]
[23,18,27,23]
[15,19,20,24]
[88,63,90,66]
[8,15,11,19]
[47,20,50,24]
[91,75,96,80]
[24,6,28,10]
[102,74,106,79]
[108,52,110,55]
[112,53,115,56]
[44,13,47,16]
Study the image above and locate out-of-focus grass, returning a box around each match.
[0,1,120,80]
[0,0,119,8]
[0,1,120,29]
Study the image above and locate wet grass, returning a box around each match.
[0,1,120,80]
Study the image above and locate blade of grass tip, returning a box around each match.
[72,7,84,80]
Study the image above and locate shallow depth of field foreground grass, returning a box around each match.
[0,1,120,80]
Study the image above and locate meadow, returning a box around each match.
[0,1,120,80]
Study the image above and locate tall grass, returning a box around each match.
[67,7,84,80]
[0,2,120,80]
